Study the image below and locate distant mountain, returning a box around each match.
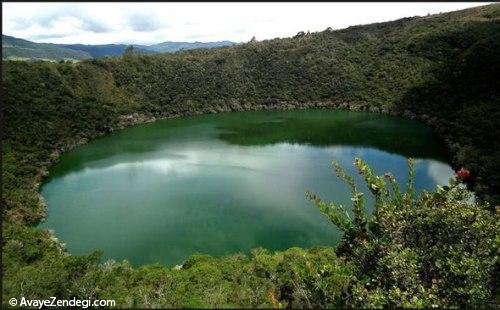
[54,43,154,58]
[2,35,91,61]
[56,41,236,57]
[2,35,236,61]
[143,41,236,53]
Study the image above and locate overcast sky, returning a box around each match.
[2,2,491,45]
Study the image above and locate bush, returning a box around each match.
[308,158,498,307]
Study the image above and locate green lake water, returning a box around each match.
[39,109,453,266]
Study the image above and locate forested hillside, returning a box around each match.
[55,41,236,57]
[2,35,91,61]
[2,35,236,60]
[2,4,499,308]
[53,43,154,58]
[142,40,236,53]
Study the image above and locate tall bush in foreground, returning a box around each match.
[307,158,498,308]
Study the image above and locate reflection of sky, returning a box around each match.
[59,142,452,184]
[424,160,454,186]
[40,117,454,266]
[42,139,452,263]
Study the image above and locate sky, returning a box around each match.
[2,2,492,45]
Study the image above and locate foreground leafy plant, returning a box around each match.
[307,158,498,308]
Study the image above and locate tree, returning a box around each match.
[294,31,306,39]
[124,45,134,57]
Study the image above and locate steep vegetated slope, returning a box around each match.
[2,4,499,308]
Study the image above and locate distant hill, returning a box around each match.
[57,41,236,57]
[53,43,154,58]
[2,35,236,60]
[2,35,91,61]
[143,41,236,53]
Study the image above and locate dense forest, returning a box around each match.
[2,4,499,308]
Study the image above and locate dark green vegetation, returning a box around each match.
[2,4,499,308]
[307,159,497,307]
[2,35,236,60]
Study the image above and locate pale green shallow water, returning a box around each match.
[40,109,453,266]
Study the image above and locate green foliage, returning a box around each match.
[2,4,499,308]
[308,158,498,308]
[123,45,135,57]
[2,240,353,308]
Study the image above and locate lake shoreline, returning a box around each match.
[32,100,464,229]
[38,108,452,266]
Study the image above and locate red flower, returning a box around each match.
[455,167,471,180]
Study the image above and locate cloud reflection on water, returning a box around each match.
[40,110,454,266]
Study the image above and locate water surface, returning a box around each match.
[40,109,453,266]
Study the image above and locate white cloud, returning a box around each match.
[2,2,491,44]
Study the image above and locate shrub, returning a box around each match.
[308,158,498,307]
